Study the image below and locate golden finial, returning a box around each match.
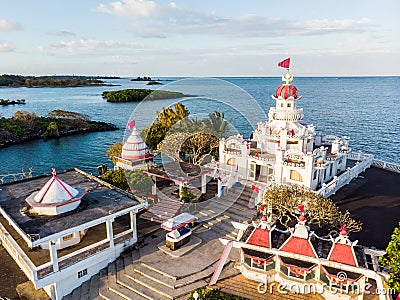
[282,69,294,85]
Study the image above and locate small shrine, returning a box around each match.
[25,168,86,216]
[161,212,196,251]
[115,121,153,171]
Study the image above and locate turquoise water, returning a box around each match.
[0,76,399,176]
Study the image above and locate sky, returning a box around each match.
[0,0,399,76]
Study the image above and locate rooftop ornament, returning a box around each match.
[25,168,86,216]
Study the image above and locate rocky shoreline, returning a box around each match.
[0,119,118,148]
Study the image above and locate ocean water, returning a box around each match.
[0,76,399,177]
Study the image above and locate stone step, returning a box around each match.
[203,218,237,236]
[131,259,225,290]
[87,273,101,299]
[79,280,91,300]
[212,221,238,236]
[124,270,208,300]
[99,286,126,300]
[222,208,253,222]
[118,272,168,300]
[109,280,149,300]
[202,223,237,240]
[203,200,253,221]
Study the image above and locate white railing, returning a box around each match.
[348,151,400,174]
[317,153,374,198]
[268,107,304,122]
[371,159,400,173]
[0,222,36,281]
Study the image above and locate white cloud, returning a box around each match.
[94,0,374,38]
[47,30,76,37]
[0,19,22,31]
[51,39,142,52]
[0,42,15,52]
[95,0,157,18]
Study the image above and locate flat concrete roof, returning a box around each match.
[0,169,141,241]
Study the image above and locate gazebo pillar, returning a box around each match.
[49,240,59,272]
[130,211,137,241]
[201,174,207,194]
[151,176,157,196]
[106,220,114,248]
[217,179,222,197]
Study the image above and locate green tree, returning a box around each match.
[106,142,123,165]
[202,111,232,139]
[379,222,400,293]
[142,103,189,151]
[126,169,153,194]
[101,169,129,190]
[262,184,362,233]
[43,121,59,138]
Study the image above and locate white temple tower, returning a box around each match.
[219,67,350,191]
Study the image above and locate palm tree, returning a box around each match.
[202,111,232,139]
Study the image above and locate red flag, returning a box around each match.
[127,119,136,130]
[251,185,259,193]
[278,58,290,69]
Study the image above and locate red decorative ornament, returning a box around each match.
[259,205,265,211]
[340,224,347,236]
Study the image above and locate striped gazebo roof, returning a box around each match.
[122,126,151,161]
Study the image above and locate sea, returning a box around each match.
[0,76,399,177]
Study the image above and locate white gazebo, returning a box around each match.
[25,168,86,216]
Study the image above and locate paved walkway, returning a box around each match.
[332,166,400,249]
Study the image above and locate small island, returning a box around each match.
[0,110,118,148]
[0,74,117,88]
[131,76,152,81]
[0,99,26,106]
[102,89,188,102]
[146,80,162,85]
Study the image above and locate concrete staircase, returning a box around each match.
[195,185,256,240]
[65,249,238,300]
[63,185,254,300]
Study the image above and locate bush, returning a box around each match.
[188,288,245,300]
[101,169,129,190]
[180,186,195,203]
[126,169,153,194]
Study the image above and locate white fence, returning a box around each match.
[348,151,400,174]
[317,152,374,198]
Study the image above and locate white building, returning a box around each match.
[219,71,351,190]
[0,168,147,299]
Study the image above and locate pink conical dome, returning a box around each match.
[122,126,151,161]
[34,169,79,204]
[25,168,86,216]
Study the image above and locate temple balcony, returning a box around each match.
[268,107,304,121]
